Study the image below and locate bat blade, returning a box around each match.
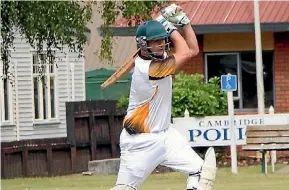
[101,49,140,89]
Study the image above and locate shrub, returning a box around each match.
[116,94,129,110]
[116,72,227,117]
[172,72,227,117]
[171,72,228,160]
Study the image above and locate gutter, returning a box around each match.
[97,22,289,36]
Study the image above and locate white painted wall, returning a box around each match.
[0,31,85,142]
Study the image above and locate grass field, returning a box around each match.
[2,165,289,190]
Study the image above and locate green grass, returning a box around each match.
[2,165,289,190]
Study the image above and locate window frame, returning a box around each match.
[204,51,275,112]
[31,51,57,122]
[0,58,14,124]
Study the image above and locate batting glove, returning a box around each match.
[161,3,190,26]
[155,14,177,35]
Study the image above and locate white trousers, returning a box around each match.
[115,127,204,189]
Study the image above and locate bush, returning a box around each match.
[172,72,227,117]
[116,94,129,110]
[116,72,227,117]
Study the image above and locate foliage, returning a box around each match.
[117,72,227,117]
[172,72,227,117]
[98,0,168,62]
[98,1,119,62]
[116,94,130,110]
[1,1,167,77]
[1,1,92,76]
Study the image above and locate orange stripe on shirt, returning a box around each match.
[123,87,159,133]
[123,103,150,133]
[149,55,177,78]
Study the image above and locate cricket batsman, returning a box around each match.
[110,4,217,190]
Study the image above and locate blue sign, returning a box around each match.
[221,75,237,91]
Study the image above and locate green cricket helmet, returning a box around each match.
[136,20,171,59]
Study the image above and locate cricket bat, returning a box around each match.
[101,49,140,88]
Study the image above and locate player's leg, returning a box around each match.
[198,147,217,190]
[161,127,203,189]
[161,127,216,190]
[112,130,165,190]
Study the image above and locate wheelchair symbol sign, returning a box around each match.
[221,75,237,91]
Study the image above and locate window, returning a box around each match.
[32,52,56,120]
[0,60,13,123]
[205,51,274,111]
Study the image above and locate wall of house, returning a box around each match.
[0,59,17,142]
[84,4,137,72]
[183,32,289,113]
[183,32,275,75]
[0,32,85,142]
[274,32,289,113]
[180,35,204,75]
[203,32,274,52]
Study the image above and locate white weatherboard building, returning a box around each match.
[0,32,86,142]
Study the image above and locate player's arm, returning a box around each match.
[148,30,193,78]
[149,16,195,78]
[170,30,195,71]
[182,23,199,58]
[154,4,199,72]
[169,8,199,69]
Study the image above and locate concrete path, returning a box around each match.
[275,165,289,174]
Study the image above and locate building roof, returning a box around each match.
[112,1,289,27]
[102,1,289,36]
[184,0,289,25]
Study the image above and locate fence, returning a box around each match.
[1,100,126,179]
[3,101,288,179]
[66,100,124,159]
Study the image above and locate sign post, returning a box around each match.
[221,74,238,174]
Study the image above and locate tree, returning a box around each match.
[0,0,166,77]
[97,0,167,62]
[1,1,92,76]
